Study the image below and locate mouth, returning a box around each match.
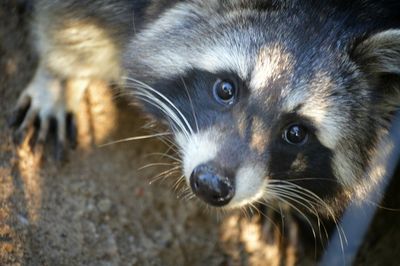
[175,130,267,208]
[186,161,267,208]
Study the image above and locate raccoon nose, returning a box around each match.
[190,164,235,206]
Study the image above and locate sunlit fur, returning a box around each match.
[19,0,400,258]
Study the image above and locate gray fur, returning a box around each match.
[17,0,400,218]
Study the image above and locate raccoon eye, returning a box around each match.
[213,79,236,105]
[283,124,308,145]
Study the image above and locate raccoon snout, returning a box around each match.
[190,164,235,207]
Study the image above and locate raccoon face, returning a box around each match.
[125,2,400,210]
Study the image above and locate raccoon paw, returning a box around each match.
[8,68,78,163]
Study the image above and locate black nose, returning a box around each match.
[190,164,235,206]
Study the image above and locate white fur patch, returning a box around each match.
[196,45,251,80]
[300,101,345,150]
[133,41,251,81]
[228,164,266,208]
[176,129,267,208]
[175,130,219,184]
[132,3,253,80]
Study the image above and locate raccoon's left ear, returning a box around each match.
[353,29,400,94]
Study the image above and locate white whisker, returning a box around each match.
[98,132,172,147]
[268,186,327,244]
[144,152,182,163]
[172,175,186,192]
[148,166,181,185]
[266,190,318,252]
[133,92,189,139]
[138,162,180,170]
[180,77,199,133]
[123,77,194,138]
[267,179,347,255]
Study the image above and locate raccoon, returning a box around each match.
[9,0,400,250]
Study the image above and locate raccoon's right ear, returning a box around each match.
[353,29,400,94]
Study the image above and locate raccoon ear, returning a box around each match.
[353,29,400,93]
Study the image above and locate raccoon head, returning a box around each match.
[124,1,400,212]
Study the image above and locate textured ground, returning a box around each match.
[1,1,400,266]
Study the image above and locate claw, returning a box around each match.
[13,108,38,145]
[28,117,41,150]
[8,96,31,128]
[10,65,87,164]
[66,113,78,149]
[55,140,67,164]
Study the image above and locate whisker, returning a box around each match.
[268,180,348,254]
[172,175,186,192]
[284,177,341,184]
[138,162,180,171]
[157,135,180,155]
[268,186,328,244]
[180,77,199,133]
[268,186,320,215]
[144,152,182,163]
[148,166,181,185]
[177,186,192,200]
[98,132,172,147]
[362,198,400,212]
[266,190,318,255]
[124,77,194,137]
[240,206,251,220]
[278,203,285,244]
[250,202,282,238]
[132,92,189,139]
[129,90,183,135]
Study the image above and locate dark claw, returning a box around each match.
[55,141,67,163]
[66,113,78,149]
[48,118,59,160]
[10,104,76,164]
[7,98,31,128]
[28,117,41,150]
